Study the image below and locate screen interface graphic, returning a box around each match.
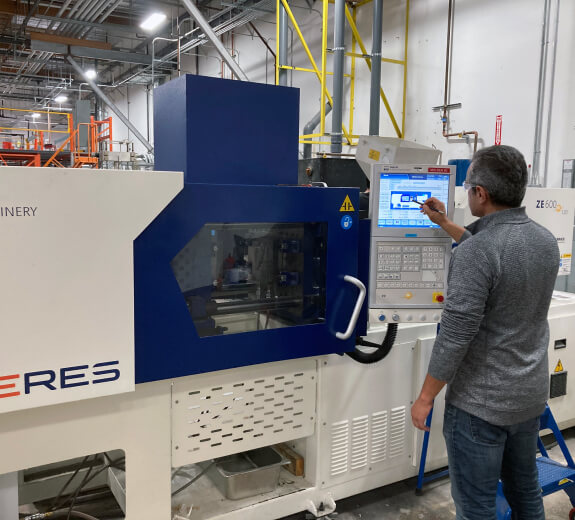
[377,173,450,229]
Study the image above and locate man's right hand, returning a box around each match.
[421,197,467,242]
[421,197,448,226]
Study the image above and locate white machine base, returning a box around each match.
[1,294,573,520]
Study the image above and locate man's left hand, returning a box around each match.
[411,397,433,431]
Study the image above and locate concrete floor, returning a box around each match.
[282,428,575,520]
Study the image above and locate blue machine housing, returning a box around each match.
[153,75,299,185]
[133,75,362,384]
[134,184,360,383]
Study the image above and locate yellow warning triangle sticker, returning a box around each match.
[555,359,564,373]
[340,195,355,212]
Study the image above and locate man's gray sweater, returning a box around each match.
[428,207,560,426]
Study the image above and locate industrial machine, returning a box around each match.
[1,75,574,520]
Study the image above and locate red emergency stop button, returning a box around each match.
[432,292,444,303]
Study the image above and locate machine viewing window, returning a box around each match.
[170,222,328,338]
[376,173,450,229]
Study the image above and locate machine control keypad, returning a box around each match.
[421,246,445,270]
[375,243,446,289]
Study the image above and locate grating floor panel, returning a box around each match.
[537,457,575,495]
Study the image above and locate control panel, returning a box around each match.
[369,164,455,323]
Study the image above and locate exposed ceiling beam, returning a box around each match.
[30,31,112,50]
[0,0,155,29]
[0,35,25,45]
[16,0,41,37]
[104,0,265,86]
[18,13,155,37]
[0,69,70,81]
[31,39,153,65]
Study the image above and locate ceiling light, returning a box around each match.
[54,95,68,103]
[140,12,167,31]
[31,113,41,118]
[84,69,97,80]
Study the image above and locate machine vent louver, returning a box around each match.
[351,415,369,470]
[370,410,388,464]
[330,420,349,476]
[389,406,406,458]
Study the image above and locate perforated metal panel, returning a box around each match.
[171,359,317,466]
[550,372,568,399]
[329,406,407,478]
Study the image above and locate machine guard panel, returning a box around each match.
[134,184,360,383]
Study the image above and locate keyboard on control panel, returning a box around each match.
[376,243,445,290]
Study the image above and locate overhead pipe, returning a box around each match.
[180,0,249,81]
[70,0,108,35]
[76,0,124,38]
[303,102,332,159]
[152,37,179,87]
[278,5,289,86]
[249,22,276,60]
[105,1,255,87]
[440,0,454,139]
[67,55,154,153]
[441,0,478,154]
[330,0,346,153]
[532,0,559,186]
[70,0,104,25]
[542,0,560,188]
[57,0,101,34]
[46,0,74,31]
[532,0,552,184]
[369,0,383,135]
[82,0,119,26]
[16,0,42,38]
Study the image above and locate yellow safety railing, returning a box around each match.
[0,107,73,153]
[277,0,352,146]
[276,0,410,147]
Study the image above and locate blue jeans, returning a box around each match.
[443,403,544,520]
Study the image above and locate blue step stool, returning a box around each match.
[496,405,575,520]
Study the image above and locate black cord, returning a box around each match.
[50,456,126,513]
[50,456,90,512]
[171,462,215,497]
[346,323,398,364]
[66,455,100,520]
[51,511,101,520]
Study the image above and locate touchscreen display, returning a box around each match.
[377,173,450,229]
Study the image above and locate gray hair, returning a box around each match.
[469,145,528,208]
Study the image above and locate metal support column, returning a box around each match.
[67,56,154,154]
[369,0,383,135]
[303,102,332,158]
[278,5,289,86]
[0,472,18,520]
[330,0,346,153]
[180,0,249,82]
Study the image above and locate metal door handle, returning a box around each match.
[336,275,366,340]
